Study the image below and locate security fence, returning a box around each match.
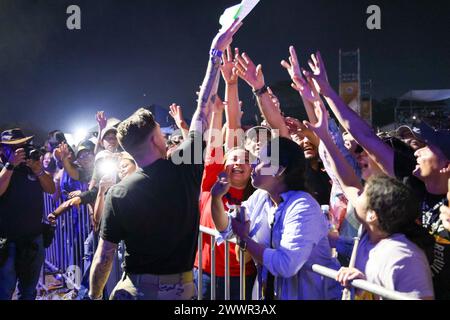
[42,193,94,291]
[40,193,420,300]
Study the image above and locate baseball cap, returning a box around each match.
[415,122,450,160]
[100,126,118,141]
[396,125,422,140]
[76,139,95,158]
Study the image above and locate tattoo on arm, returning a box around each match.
[89,239,117,298]
[190,56,222,134]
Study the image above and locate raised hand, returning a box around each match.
[285,117,303,137]
[221,46,239,85]
[281,46,319,103]
[303,101,330,140]
[234,51,265,90]
[96,111,107,131]
[169,104,188,130]
[8,148,26,166]
[285,117,320,147]
[281,46,302,86]
[211,19,243,52]
[59,142,71,161]
[303,51,332,95]
[211,172,231,198]
[26,158,43,176]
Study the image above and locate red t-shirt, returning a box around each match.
[194,149,256,277]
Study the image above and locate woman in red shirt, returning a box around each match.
[194,146,257,300]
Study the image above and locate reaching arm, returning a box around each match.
[210,173,231,232]
[281,45,320,124]
[0,167,13,197]
[205,96,225,165]
[190,20,242,135]
[305,51,395,177]
[94,111,107,155]
[169,104,189,140]
[26,158,55,194]
[0,148,26,196]
[305,103,363,206]
[234,51,290,139]
[222,46,244,150]
[89,238,118,299]
[93,176,115,232]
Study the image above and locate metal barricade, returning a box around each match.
[197,226,247,301]
[41,192,418,301]
[42,193,93,290]
[311,264,420,300]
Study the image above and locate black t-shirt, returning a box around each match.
[79,186,98,205]
[394,150,450,299]
[0,162,44,240]
[100,133,204,275]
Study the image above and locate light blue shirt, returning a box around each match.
[219,189,342,300]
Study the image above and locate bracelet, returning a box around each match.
[252,86,268,97]
[210,48,223,58]
[238,237,248,252]
[5,162,15,171]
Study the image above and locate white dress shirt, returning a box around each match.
[220,189,342,300]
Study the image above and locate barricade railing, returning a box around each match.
[41,193,417,301]
[198,226,247,300]
[42,193,93,291]
[311,264,420,300]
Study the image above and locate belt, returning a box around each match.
[127,271,194,285]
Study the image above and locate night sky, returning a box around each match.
[0,0,449,135]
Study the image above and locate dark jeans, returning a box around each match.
[194,268,255,300]
[0,234,45,300]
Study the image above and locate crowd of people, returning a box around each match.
[0,20,449,301]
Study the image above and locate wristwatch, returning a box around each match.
[4,162,14,171]
[252,86,268,97]
[238,237,248,252]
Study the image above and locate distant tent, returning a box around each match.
[396,89,450,129]
[399,90,450,103]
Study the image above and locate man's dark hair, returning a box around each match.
[365,175,435,261]
[267,137,307,191]
[117,108,156,154]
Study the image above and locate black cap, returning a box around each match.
[416,122,450,160]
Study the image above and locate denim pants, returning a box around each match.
[0,234,45,300]
[194,268,255,300]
